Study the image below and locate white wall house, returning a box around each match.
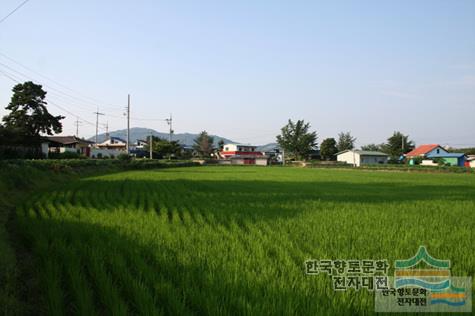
[134,139,148,149]
[336,150,389,167]
[219,143,268,165]
[468,156,475,168]
[222,144,257,154]
[97,137,127,151]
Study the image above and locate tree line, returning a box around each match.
[276,119,415,161]
[144,131,221,159]
[0,81,228,159]
[1,81,457,162]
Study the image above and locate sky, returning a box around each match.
[0,0,474,147]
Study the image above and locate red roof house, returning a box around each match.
[405,144,448,158]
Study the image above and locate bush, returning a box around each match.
[388,158,402,164]
[0,145,45,159]
[117,153,131,161]
[432,157,449,167]
[48,151,84,159]
[411,157,423,165]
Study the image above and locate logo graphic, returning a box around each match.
[375,246,472,313]
[395,246,466,307]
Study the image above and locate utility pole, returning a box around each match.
[149,132,153,159]
[74,117,82,138]
[282,149,285,166]
[126,94,130,154]
[93,109,105,147]
[166,113,173,142]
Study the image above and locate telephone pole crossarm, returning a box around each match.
[93,110,105,146]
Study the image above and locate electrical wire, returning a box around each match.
[0,61,169,122]
[0,68,97,127]
[0,0,31,25]
[0,61,125,113]
[0,51,125,111]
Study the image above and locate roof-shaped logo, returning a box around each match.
[395,246,450,269]
[393,246,467,308]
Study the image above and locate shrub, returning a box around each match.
[411,157,423,165]
[117,153,131,161]
[432,157,449,166]
[49,151,85,159]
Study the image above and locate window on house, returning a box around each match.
[436,149,440,154]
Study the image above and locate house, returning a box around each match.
[426,152,466,167]
[336,150,389,167]
[134,139,148,150]
[97,137,127,151]
[468,156,475,168]
[180,145,194,157]
[47,136,93,155]
[405,144,466,167]
[405,144,448,159]
[263,147,282,163]
[219,143,269,166]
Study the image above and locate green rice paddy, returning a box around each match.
[16,166,475,315]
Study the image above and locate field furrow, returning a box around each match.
[14,166,475,315]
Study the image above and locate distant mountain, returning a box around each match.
[89,127,236,147]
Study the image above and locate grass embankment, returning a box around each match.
[305,161,475,173]
[10,166,475,315]
[0,159,198,315]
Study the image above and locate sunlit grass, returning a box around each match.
[17,166,475,315]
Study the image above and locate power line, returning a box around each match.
[74,117,82,137]
[93,109,105,146]
[166,113,173,142]
[1,66,162,140]
[0,62,168,122]
[1,59,171,137]
[0,61,125,113]
[0,67,97,126]
[126,95,130,153]
[0,68,20,83]
[0,51,122,110]
[47,100,95,126]
[0,0,31,25]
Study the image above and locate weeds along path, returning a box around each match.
[13,166,475,315]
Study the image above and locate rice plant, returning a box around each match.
[17,166,475,315]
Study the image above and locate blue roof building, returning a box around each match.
[426,152,466,167]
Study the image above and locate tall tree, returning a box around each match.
[2,81,64,144]
[361,143,382,151]
[145,137,181,157]
[337,132,356,152]
[276,119,318,160]
[320,138,338,160]
[193,131,215,157]
[382,131,415,159]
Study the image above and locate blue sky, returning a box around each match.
[1,0,474,146]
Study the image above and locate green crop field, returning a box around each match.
[15,166,475,315]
